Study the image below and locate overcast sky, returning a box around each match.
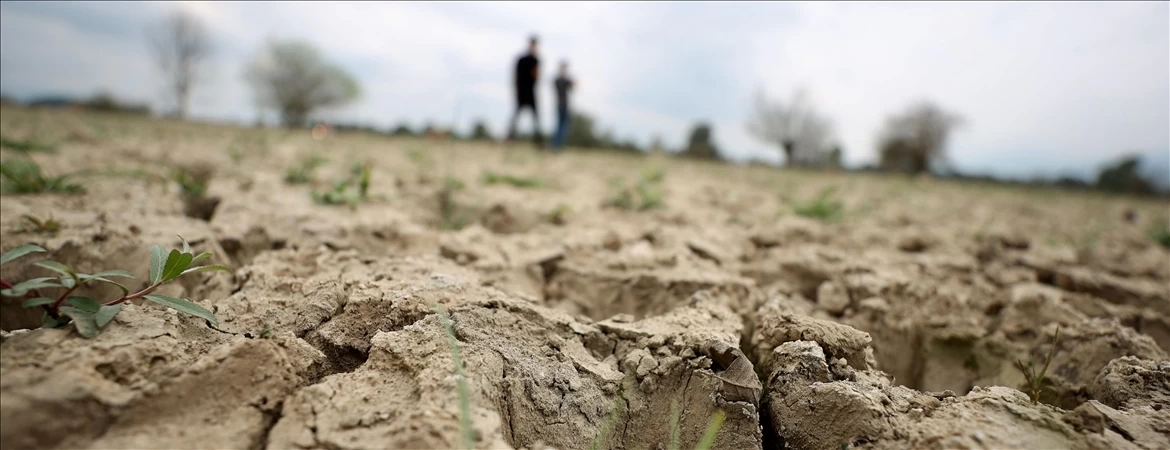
[1,1,1167,181]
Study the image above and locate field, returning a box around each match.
[1,106,1168,450]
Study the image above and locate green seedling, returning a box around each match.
[433,304,474,450]
[311,162,372,209]
[13,214,62,234]
[546,203,571,225]
[1013,326,1061,405]
[0,135,57,153]
[171,167,208,198]
[438,176,471,231]
[1146,220,1170,250]
[791,186,844,222]
[481,170,545,189]
[694,409,727,450]
[0,238,229,338]
[604,169,666,212]
[284,154,328,185]
[0,158,84,194]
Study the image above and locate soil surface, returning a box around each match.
[2,106,1168,449]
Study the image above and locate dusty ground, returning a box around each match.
[1,106,1168,449]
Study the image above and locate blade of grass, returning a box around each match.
[694,410,726,450]
[434,304,474,450]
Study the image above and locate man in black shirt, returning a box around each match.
[552,60,574,151]
[507,35,543,147]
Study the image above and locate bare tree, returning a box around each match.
[747,88,836,167]
[244,39,360,128]
[147,10,212,119]
[877,102,963,174]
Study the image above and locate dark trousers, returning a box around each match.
[507,98,543,147]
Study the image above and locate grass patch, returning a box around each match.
[789,186,844,222]
[13,214,62,234]
[1148,219,1170,249]
[438,176,472,231]
[604,167,666,211]
[0,158,84,194]
[0,135,57,153]
[481,170,545,189]
[284,154,329,185]
[311,162,371,209]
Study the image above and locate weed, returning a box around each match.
[13,214,62,234]
[481,170,545,189]
[171,167,208,198]
[604,169,666,212]
[284,154,328,185]
[0,238,229,338]
[0,135,56,153]
[668,399,681,450]
[433,304,474,450]
[311,162,372,209]
[1147,220,1170,249]
[791,186,844,222]
[546,203,571,225]
[1013,326,1061,405]
[695,410,727,450]
[438,176,471,231]
[0,158,84,194]
[588,375,634,450]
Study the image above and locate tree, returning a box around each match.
[877,102,962,174]
[390,122,414,137]
[1096,155,1155,195]
[470,120,493,141]
[566,111,601,148]
[147,10,212,119]
[747,88,836,167]
[244,39,360,128]
[681,122,721,160]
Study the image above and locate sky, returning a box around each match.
[1,1,1167,183]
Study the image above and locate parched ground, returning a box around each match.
[1,106,1168,450]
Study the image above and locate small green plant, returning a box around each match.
[0,158,84,194]
[438,176,471,231]
[790,186,844,222]
[1147,220,1170,250]
[604,169,666,212]
[171,167,208,198]
[694,409,727,450]
[1014,326,1061,405]
[434,304,475,450]
[0,239,228,338]
[284,154,328,184]
[481,170,545,189]
[546,203,571,225]
[13,214,62,234]
[0,135,57,153]
[311,162,371,209]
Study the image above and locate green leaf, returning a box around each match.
[66,296,101,313]
[160,250,194,282]
[179,265,231,277]
[59,276,76,289]
[83,270,134,279]
[41,313,60,329]
[1,244,46,265]
[149,245,166,284]
[87,277,130,296]
[1,277,61,297]
[34,260,74,278]
[180,236,192,254]
[189,252,213,265]
[21,297,54,308]
[143,293,217,326]
[95,305,121,328]
[59,306,99,338]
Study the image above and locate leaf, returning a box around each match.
[1,244,46,265]
[59,306,99,338]
[1,277,61,297]
[41,314,60,329]
[179,265,232,277]
[87,277,130,296]
[161,250,193,282]
[143,293,217,326]
[66,296,101,313]
[95,305,122,328]
[189,252,212,265]
[34,260,74,278]
[21,297,54,308]
[59,276,76,289]
[83,270,134,279]
[149,245,166,284]
[180,236,192,254]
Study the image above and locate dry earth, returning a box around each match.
[1,106,1168,449]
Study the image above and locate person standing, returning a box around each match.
[507,35,543,147]
[552,60,574,151]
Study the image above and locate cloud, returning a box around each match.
[1,2,1165,179]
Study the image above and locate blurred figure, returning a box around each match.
[507,35,543,147]
[552,60,575,151]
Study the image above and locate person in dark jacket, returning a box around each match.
[552,60,574,151]
[507,35,543,147]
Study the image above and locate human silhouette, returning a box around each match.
[507,35,543,147]
[552,60,574,151]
